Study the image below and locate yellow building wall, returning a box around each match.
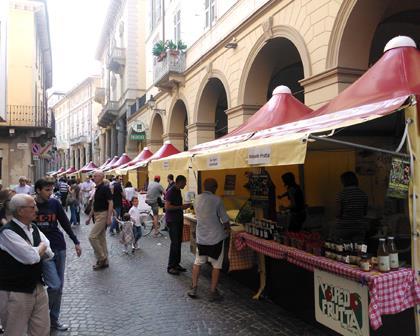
[7,8,35,106]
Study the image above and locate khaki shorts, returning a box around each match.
[146,201,159,215]
[194,243,225,269]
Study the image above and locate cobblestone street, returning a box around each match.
[54,213,329,336]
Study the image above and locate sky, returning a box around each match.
[47,0,110,92]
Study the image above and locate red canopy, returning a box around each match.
[51,167,65,176]
[149,141,180,161]
[109,153,131,170]
[192,86,312,151]
[98,158,111,170]
[252,36,420,140]
[60,166,76,175]
[121,147,154,169]
[79,161,98,173]
[102,156,119,171]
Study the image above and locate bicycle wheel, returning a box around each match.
[142,213,155,237]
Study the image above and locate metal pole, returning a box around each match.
[308,135,410,159]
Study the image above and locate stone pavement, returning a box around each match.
[53,214,330,336]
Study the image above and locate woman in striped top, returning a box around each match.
[334,171,368,241]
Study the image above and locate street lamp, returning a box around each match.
[147,95,156,109]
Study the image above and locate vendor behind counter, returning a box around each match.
[334,171,368,241]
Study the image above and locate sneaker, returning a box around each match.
[122,249,128,254]
[208,288,223,302]
[51,321,69,331]
[176,265,187,272]
[187,286,198,298]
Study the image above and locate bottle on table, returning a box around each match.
[377,238,390,272]
[387,236,399,270]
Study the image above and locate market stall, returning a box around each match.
[104,153,132,176]
[186,36,420,335]
[57,166,77,177]
[48,167,65,177]
[115,147,154,189]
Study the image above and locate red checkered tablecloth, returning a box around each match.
[229,230,256,271]
[235,232,420,330]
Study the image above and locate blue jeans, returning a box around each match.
[110,207,122,233]
[69,204,78,224]
[43,249,66,325]
[133,225,142,245]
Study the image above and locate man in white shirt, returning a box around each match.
[0,194,54,336]
[187,178,230,302]
[14,176,32,195]
[80,175,95,207]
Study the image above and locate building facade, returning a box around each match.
[121,0,419,155]
[0,0,53,187]
[95,0,147,164]
[51,76,102,170]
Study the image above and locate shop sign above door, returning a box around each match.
[130,132,146,141]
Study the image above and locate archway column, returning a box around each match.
[225,104,261,132]
[99,133,105,164]
[162,132,184,152]
[146,139,163,153]
[186,122,215,148]
[105,129,111,159]
[300,66,365,109]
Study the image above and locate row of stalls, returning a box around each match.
[50,37,420,335]
[147,37,420,336]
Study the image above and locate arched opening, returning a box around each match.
[168,99,189,151]
[196,78,228,140]
[149,113,164,152]
[243,37,304,106]
[369,8,420,64]
[332,0,420,70]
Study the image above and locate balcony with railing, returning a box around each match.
[69,135,89,145]
[107,47,126,74]
[153,51,186,90]
[3,105,53,129]
[94,87,106,104]
[97,100,119,127]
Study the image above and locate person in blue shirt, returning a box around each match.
[33,178,82,332]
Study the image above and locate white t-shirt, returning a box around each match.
[129,206,150,227]
[81,180,95,194]
[14,185,32,195]
[124,187,136,202]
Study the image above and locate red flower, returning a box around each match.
[350,293,361,311]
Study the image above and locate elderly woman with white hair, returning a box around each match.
[0,194,54,335]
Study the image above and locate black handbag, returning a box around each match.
[157,197,164,208]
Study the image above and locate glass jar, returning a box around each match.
[360,254,372,272]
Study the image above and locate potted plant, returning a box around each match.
[177,40,187,53]
[166,40,178,56]
[152,40,167,62]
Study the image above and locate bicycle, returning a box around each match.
[141,210,166,237]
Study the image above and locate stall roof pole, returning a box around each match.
[308,135,410,159]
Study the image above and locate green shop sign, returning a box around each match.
[130,132,146,141]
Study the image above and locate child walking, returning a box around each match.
[128,196,148,249]
[118,213,135,254]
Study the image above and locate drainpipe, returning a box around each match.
[162,0,165,42]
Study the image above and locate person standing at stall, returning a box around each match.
[278,172,306,232]
[334,171,368,241]
[187,178,230,301]
[165,175,190,275]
